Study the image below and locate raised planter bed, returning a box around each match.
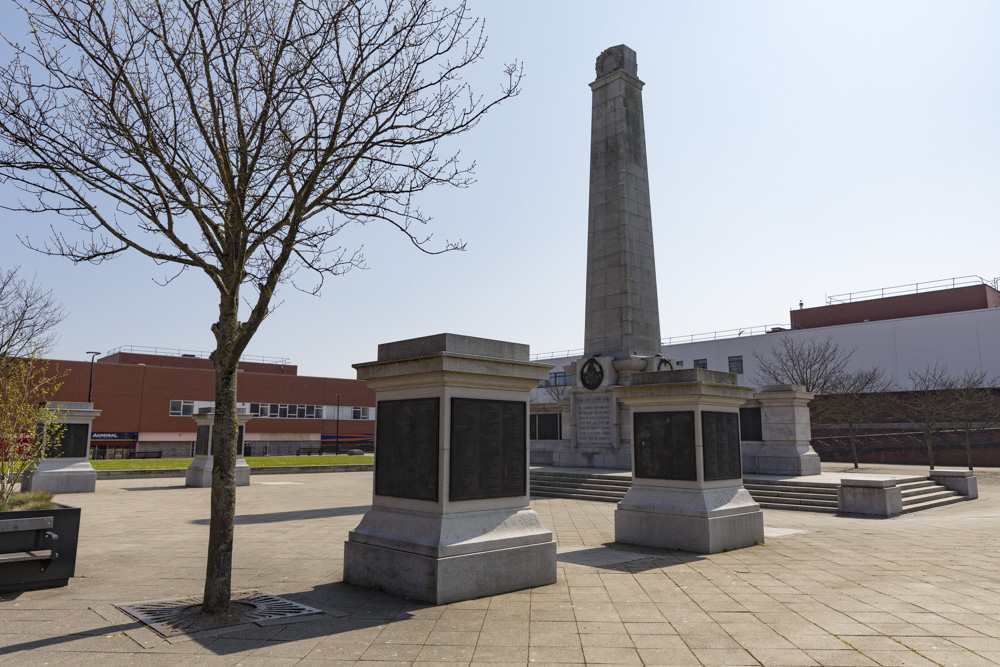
[0,505,80,593]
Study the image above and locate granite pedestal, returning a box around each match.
[21,403,100,494]
[346,333,557,604]
[185,409,252,488]
[740,385,821,476]
[615,369,762,554]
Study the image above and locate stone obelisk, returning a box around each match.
[584,45,661,360]
[557,45,667,470]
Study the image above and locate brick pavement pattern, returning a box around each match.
[1,464,999,666]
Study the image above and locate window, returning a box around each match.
[728,355,744,375]
[352,406,371,420]
[675,361,684,367]
[693,359,708,370]
[530,414,561,440]
[169,400,194,417]
[539,371,574,388]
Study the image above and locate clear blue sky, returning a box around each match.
[2,1,998,377]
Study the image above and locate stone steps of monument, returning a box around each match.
[742,480,839,512]
[530,472,629,502]
[899,482,963,513]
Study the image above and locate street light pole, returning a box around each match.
[86,351,101,403]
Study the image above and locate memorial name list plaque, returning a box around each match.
[633,411,697,481]
[450,398,526,501]
[574,393,613,447]
[375,397,440,501]
[701,411,742,481]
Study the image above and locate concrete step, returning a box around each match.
[758,502,838,514]
[530,489,622,503]
[531,476,632,491]
[901,489,959,506]
[532,474,631,487]
[901,494,966,514]
[748,491,839,506]
[744,484,838,498]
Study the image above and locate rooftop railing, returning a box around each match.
[826,275,1000,306]
[103,345,291,366]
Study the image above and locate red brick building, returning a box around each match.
[49,347,375,458]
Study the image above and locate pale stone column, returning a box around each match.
[584,45,660,359]
[185,409,252,487]
[345,334,556,604]
[741,385,821,476]
[615,370,762,554]
[21,402,101,494]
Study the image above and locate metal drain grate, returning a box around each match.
[118,591,323,637]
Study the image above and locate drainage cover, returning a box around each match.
[118,591,322,637]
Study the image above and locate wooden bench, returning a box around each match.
[0,516,58,569]
[133,451,163,459]
[297,446,322,456]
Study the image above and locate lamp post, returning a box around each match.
[86,351,101,403]
[336,393,341,454]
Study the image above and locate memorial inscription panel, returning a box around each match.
[450,398,526,501]
[739,406,763,442]
[54,424,90,458]
[633,411,696,481]
[195,425,211,456]
[702,411,742,481]
[375,398,440,501]
[574,392,613,448]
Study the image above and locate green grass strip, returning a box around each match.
[90,454,372,470]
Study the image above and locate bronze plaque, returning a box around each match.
[375,398,439,501]
[702,411,742,481]
[633,411,696,481]
[739,407,763,442]
[52,424,89,458]
[449,398,526,501]
[195,425,211,456]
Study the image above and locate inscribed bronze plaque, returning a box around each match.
[195,425,211,456]
[739,407,763,442]
[449,398,526,501]
[375,398,439,501]
[52,424,89,458]
[702,411,742,481]
[633,411,696,481]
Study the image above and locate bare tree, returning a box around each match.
[824,367,894,469]
[950,369,1000,471]
[751,335,854,395]
[896,362,958,470]
[0,266,66,360]
[0,0,520,614]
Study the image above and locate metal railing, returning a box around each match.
[103,345,291,365]
[826,275,1000,306]
[530,323,794,361]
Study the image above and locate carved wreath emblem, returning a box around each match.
[580,357,604,390]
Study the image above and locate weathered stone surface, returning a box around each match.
[838,478,903,516]
[376,333,529,363]
[584,45,660,360]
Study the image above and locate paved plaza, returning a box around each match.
[2,463,1000,666]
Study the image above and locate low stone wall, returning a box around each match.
[96,464,373,480]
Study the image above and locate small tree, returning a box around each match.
[0,353,66,505]
[751,335,854,395]
[0,0,520,614]
[824,367,894,469]
[949,369,1000,471]
[896,362,958,470]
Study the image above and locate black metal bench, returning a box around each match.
[0,516,58,570]
[297,446,322,456]
[133,451,163,459]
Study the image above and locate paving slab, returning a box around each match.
[1,463,999,666]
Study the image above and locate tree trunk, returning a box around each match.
[849,423,859,469]
[965,429,974,472]
[202,296,242,615]
[924,430,935,470]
